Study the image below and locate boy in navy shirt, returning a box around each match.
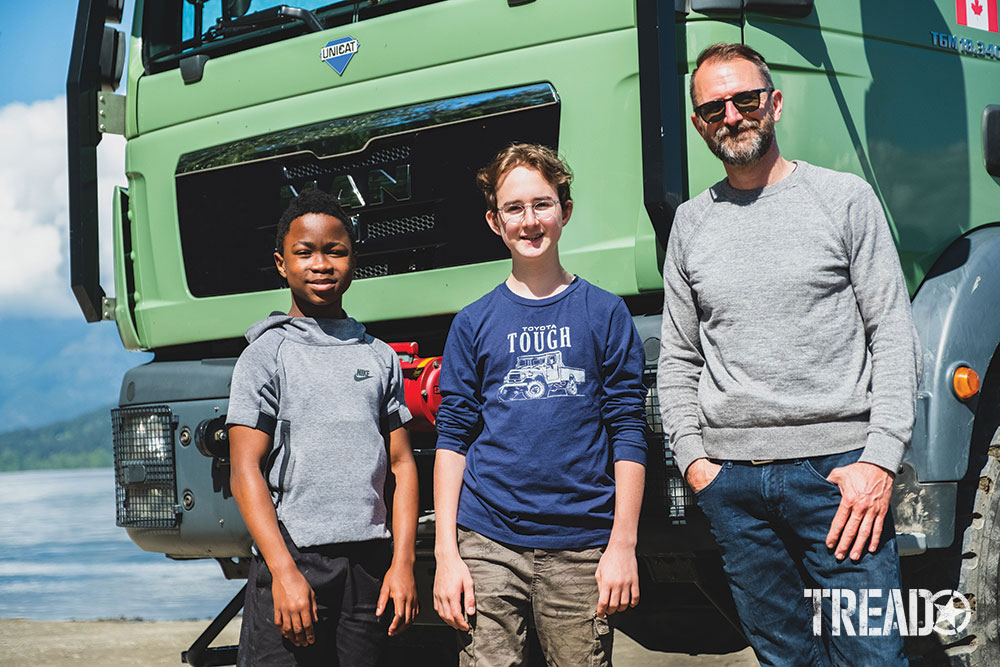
[433,144,647,665]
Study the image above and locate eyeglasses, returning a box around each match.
[498,199,560,223]
[693,88,774,123]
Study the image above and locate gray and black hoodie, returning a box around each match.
[227,314,412,548]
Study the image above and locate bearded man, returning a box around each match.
[657,43,920,666]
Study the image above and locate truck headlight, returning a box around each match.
[111,406,179,527]
[643,367,693,521]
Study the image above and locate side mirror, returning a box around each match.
[691,0,814,17]
[225,0,253,18]
[983,105,1000,178]
[744,0,814,18]
[100,26,126,91]
[106,0,124,23]
[68,0,126,322]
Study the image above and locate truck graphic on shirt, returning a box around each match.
[497,351,586,401]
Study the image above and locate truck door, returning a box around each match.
[742,0,971,292]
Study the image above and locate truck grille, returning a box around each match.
[174,84,560,298]
[281,146,413,180]
[366,212,436,239]
[111,406,179,528]
[355,263,389,280]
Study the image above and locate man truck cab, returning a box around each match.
[68,1,1000,663]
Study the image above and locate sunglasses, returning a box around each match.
[693,88,774,123]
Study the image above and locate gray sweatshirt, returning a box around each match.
[227,314,412,548]
[658,161,920,476]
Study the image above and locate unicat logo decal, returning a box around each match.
[321,37,360,75]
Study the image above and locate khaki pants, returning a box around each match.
[457,527,612,667]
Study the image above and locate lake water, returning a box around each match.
[0,468,244,621]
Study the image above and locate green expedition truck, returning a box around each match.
[68,0,1000,663]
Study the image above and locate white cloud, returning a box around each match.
[0,97,125,318]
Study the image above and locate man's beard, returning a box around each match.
[704,113,775,167]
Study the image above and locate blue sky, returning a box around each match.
[0,0,148,431]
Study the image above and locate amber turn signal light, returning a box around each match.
[953,366,981,400]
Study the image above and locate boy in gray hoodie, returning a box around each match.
[227,190,419,666]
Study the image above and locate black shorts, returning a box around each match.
[238,525,392,667]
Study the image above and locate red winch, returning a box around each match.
[389,342,442,432]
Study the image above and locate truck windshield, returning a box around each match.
[143,0,448,72]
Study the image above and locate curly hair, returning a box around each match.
[475,143,573,212]
[275,189,354,253]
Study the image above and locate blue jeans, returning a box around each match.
[695,448,907,667]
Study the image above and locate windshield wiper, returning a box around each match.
[149,4,324,62]
[210,5,325,37]
[149,1,385,64]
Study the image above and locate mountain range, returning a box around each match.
[0,405,113,472]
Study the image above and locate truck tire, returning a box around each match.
[525,379,547,399]
[566,378,578,396]
[944,430,1000,666]
[909,425,1000,666]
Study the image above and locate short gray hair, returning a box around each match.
[689,43,774,106]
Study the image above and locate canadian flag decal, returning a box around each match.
[957,0,1000,33]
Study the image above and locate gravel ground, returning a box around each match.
[0,618,758,666]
